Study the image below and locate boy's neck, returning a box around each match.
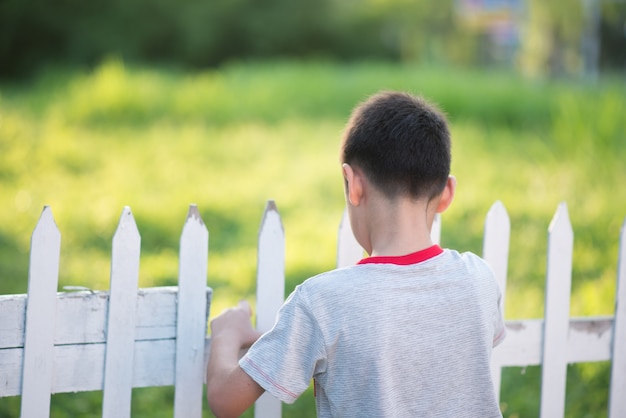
[364,196,438,258]
[343,165,454,258]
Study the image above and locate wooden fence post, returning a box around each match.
[540,203,573,418]
[20,206,61,418]
[174,205,209,418]
[102,207,141,418]
[255,201,285,418]
[483,201,510,402]
[609,217,626,417]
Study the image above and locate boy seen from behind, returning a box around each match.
[206,91,506,418]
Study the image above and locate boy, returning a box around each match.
[206,91,506,417]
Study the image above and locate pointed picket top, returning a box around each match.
[175,204,209,418]
[259,200,284,236]
[548,202,573,238]
[103,206,141,418]
[337,207,363,268]
[609,216,626,417]
[255,200,285,418]
[112,206,141,249]
[31,205,61,243]
[430,213,441,245]
[21,206,61,417]
[540,202,574,418]
[185,203,205,227]
[179,204,209,252]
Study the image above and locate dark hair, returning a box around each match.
[341,91,451,200]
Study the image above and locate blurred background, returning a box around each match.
[1,0,625,416]
[1,0,626,78]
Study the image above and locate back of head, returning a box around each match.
[341,91,451,201]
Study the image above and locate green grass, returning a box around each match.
[1,59,625,417]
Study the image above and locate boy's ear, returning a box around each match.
[342,163,363,206]
[436,176,456,213]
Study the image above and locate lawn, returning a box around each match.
[1,59,624,417]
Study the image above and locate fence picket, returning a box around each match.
[337,208,362,268]
[174,205,209,418]
[483,201,510,401]
[483,201,510,307]
[540,203,573,418]
[20,206,61,418]
[255,200,285,418]
[609,217,626,417]
[102,207,141,418]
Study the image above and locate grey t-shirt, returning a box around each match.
[240,247,506,417]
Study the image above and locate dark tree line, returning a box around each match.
[0,0,623,79]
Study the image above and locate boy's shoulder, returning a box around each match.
[438,249,497,280]
[298,264,361,290]
[445,248,492,268]
[297,249,494,296]
[301,248,489,285]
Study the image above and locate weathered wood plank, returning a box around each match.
[483,201,510,402]
[336,207,363,268]
[0,288,212,397]
[491,317,613,366]
[20,206,61,417]
[0,295,27,348]
[0,288,180,350]
[103,207,141,418]
[174,205,209,418]
[1,347,22,396]
[3,340,175,395]
[540,203,573,418]
[609,217,626,418]
[567,317,613,362]
[255,200,285,418]
[493,320,544,366]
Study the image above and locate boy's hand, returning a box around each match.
[207,300,266,416]
[211,300,263,349]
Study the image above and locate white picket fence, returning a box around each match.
[0,200,625,418]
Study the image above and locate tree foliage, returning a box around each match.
[1,0,624,78]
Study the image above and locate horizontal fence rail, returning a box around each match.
[0,200,624,418]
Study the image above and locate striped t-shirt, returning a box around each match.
[241,246,506,417]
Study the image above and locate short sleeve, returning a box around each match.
[240,286,326,404]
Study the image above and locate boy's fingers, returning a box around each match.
[238,300,252,315]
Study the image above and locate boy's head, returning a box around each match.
[341,91,451,202]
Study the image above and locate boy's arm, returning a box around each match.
[206,301,265,418]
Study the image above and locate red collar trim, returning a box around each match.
[357,245,443,266]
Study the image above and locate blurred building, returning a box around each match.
[456,0,524,67]
[456,0,626,78]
